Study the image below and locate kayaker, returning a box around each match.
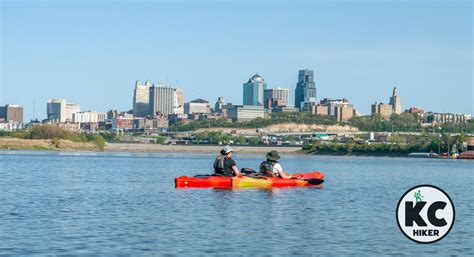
[213,145,242,177]
[259,150,294,179]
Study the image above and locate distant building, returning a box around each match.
[0,122,23,131]
[228,105,265,122]
[405,107,424,115]
[264,87,289,109]
[149,85,175,115]
[243,74,267,106]
[111,117,134,131]
[214,97,225,113]
[272,106,299,113]
[47,99,80,122]
[335,106,354,122]
[315,105,329,116]
[389,87,402,114]
[0,104,23,123]
[320,98,352,116]
[371,102,393,119]
[73,111,107,123]
[424,112,471,124]
[295,69,317,109]
[173,88,185,114]
[184,98,211,114]
[133,80,151,117]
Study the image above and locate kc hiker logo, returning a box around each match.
[396,185,455,244]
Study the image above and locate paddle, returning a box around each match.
[299,178,325,185]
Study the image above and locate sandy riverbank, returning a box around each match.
[105,143,304,155]
[0,138,101,151]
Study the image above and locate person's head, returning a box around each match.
[266,150,281,162]
[220,145,234,156]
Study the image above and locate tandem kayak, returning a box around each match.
[175,171,325,188]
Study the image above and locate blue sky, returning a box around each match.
[1,0,472,120]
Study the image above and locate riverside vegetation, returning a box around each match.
[0,125,108,151]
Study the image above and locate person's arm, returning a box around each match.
[278,169,293,179]
[232,165,242,177]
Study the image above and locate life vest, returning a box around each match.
[213,155,232,176]
[259,161,277,177]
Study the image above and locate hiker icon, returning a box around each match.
[414,190,424,203]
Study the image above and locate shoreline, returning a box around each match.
[105,143,305,155]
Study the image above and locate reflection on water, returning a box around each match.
[0,151,472,255]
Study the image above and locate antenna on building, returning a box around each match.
[33,100,36,120]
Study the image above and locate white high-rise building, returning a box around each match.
[47,99,80,122]
[133,80,151,117]
[149,84,184,115]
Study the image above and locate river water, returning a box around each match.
[0,150,472,256]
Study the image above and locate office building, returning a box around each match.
[0,104,23,123]
[149,85,175,115]
[133,80,151,117]
[389,87,402,114]
[424,112,471,124]
[371,102,393,119]
[214,97,225,113]
[173,88,184,114]
[320,98,353,116]
[335,106,354,122]
[264,87,289,109]
[228,105,265,122]
[243,74,267,106]
[73,111,107,123]
[295,69,317,109]
[315,105,329,116]
[184,99,211,114]
[47,99,80,122]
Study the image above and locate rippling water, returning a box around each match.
[0,150,472,256]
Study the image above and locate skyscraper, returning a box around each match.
[295,69,317,109]
[133,80,150,117]
[149,84,182,115]
[243,74,267,106]
[389,87,402,114]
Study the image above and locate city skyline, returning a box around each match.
[1,0,472,120]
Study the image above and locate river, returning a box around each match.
[0,150,472,255]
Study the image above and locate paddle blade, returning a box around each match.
[305,178,325,185]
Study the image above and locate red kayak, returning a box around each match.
[175,171,325,188]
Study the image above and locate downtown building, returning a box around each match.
[371,102,393,119]
[264,87,289,109]
[214,97,225,114]
[133,80,151,118]
[72,111,107,123]
[184,99,211,114]
[389,87,402,114]
[295,69,317,110]
[149,84,184,115]
[47,99,80,122]
[243,74,267,106]
[228,105,265,122]
[0,104,23,123]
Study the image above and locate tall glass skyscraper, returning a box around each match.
[243,74,267,106]
[294,69,317,109]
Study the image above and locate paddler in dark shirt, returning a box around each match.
[213,145,242,177]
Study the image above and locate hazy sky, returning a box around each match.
[1,0,472,120]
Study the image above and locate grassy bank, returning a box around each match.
[0,138,103,151]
